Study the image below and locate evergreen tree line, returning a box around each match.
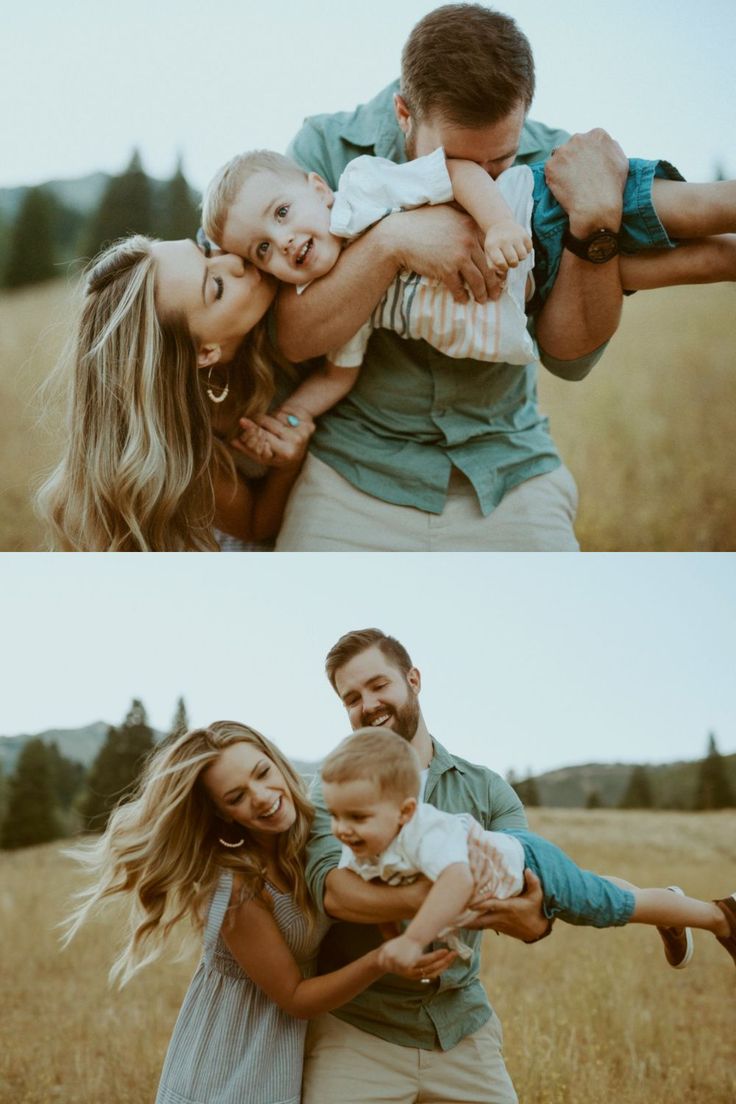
[1,151,201,290]
[0,696,189,849]
[2,717,733,849]
[509,731,735,811]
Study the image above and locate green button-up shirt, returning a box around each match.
[287,80,606,515]
[305,738,527,1051]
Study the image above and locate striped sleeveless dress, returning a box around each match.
[156,870,329,1104]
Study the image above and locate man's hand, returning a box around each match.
[463,869,551,943]
[484,219,533,274]
[379,205,504,304]
[544,128,628,237]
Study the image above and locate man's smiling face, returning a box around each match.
[334,645,421,742]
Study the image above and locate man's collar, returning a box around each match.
[338,79,406,162]
[427,736,466,777]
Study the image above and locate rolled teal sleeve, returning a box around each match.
[482,772,528,831]
[538,338,610,382]
[305,778,342,918]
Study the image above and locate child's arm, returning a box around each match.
[446,159,533,275]
[377,862,474,972]
[223,891,451,1016]
[279,361,359,421]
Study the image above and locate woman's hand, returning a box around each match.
[231,408,315,469]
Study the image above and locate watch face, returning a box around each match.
[588,232,619,262]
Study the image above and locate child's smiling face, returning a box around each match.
[221,169,342,286]
[323,777,416,860]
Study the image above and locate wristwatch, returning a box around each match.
[562,226,620,263]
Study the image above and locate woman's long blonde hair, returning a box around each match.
[36,235,285,551]
[62,722,317,986]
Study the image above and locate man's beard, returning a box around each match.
[362,692,420,742]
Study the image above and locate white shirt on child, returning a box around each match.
[337,802,525,900]
[320,148,537,368]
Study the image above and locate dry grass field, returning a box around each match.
[2,809,735,1104]
[0,277,734,551]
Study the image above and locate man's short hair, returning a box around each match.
[321,728,421,801]
[401,3,535,127]
[325,628,414,691]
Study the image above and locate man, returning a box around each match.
[303,627,550,1104]
[274,4,628,551]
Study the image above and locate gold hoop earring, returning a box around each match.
[206,365,230,404]
[218,836,245,849]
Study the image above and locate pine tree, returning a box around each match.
[160,696,189,748]
[1,739,62,849]
[585,789,602,809]
[159,157,201,241]
[79,699,155,830]
[4,186,58,287]
[83,150,155,258]
[0,761,7,827]
[508,770,540,807]
[46,742,87,809]
[694,732,734,809]
[618,765,653,809]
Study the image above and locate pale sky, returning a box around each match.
[0,553,733,778]
[1,0,734,193]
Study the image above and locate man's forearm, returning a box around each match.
[537,128,627,363]
[535,252,622,363]
[275,224,399,362]
[324,868,427,924]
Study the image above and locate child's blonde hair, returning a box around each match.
[202,150,307,247]
[321,728,421,802]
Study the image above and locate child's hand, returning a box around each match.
[377,934,424,973]
[385,946,457,982]
[231,418,275,463]
[231,411,315,470]
[484,220,533,275]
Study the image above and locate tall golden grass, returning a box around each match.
[2,809,734,1103]
[1,278,734,550]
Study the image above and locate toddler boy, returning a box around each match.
[320,729,736,975]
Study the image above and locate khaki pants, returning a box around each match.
[301,1013,518,1104]
[276,455,579,552]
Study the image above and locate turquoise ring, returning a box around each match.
[286,414,300,428]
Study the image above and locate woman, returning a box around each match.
[63,722,453,1104]
[37,235,312,550]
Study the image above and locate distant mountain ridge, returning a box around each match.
[0,722,126,771]
[0,169,202,223]
[0,173,111,221]
[0,723,317,779]
[1,724,733,809]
